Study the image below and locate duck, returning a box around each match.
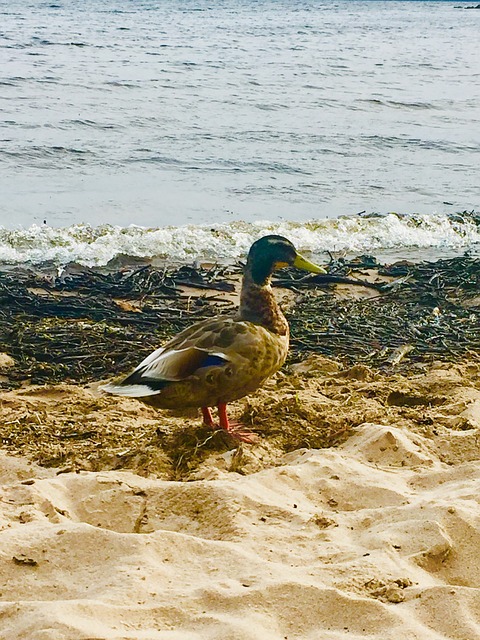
[101,235,326,442]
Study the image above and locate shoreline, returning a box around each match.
[0,252,478,389]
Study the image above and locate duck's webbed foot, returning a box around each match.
[218,402,258,443]
[201,404,258,444]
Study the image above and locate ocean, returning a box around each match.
[1,0,479,266]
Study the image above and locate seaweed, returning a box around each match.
[0,254,478,388]
[286,254,479,368]
[0,263,236,386]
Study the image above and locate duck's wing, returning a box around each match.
[101,316,237,398]
[101,344,229,398]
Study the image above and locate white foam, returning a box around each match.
[0,213,478,267]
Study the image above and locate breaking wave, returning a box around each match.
[0,212,478,268]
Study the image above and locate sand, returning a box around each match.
[0,355,479,640]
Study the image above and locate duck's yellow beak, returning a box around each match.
[293,253,327,274]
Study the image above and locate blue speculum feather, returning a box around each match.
[199,355,227,369]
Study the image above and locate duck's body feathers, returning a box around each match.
[103,316,289,410]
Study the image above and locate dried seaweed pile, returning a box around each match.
[0,254,478,388]
[286,255,479,368]
[0,263,237,387]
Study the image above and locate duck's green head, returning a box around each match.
[247,235,326,285]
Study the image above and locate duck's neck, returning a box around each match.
[239,271,289,336]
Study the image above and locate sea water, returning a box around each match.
[1,0,479,265]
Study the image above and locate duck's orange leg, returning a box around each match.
[217,403,258,444]
[202,405,257,443]
[201,406,215,427]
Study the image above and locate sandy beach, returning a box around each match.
[1,346,479,639]
[0,253,478,639]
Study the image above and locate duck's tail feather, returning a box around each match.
[101,375,170,398]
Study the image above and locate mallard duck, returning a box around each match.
[102,235,325,442]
